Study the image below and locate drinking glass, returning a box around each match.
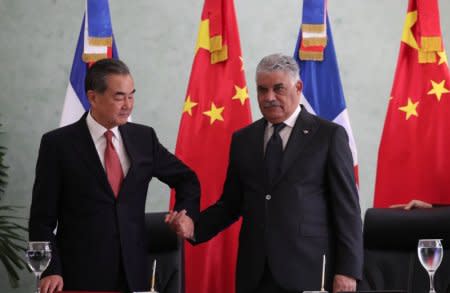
[418,239,443,293]
[25,241,52,293]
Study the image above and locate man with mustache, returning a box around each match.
[29,58,200,293]
[167,54,362,293]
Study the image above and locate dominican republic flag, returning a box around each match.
[60,0,118,126]
[294,3,359,185]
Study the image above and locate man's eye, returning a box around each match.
[274,86,285,93]
[257,87,267,93]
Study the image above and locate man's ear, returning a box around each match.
[296,80,303,93]
[86,90,96,105]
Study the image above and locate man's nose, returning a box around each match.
[123,97,131,108]
[264,89,276,101]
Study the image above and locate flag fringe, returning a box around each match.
[303,37,328,47]
[211,45,228,64]
[82,53,109,63]
[88,36,113,47]
[421,36,442,52]
[299,50,323,61]
[302,23,325,33]
[210,35,223,52]
[418,50,437,63]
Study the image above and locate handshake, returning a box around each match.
[164,210,195,240]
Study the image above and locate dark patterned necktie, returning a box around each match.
[265,123,286,184]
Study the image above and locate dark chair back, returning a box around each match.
[145,212,184,293]
[358,207,450,293]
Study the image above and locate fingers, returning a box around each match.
[164,210,179,224]
[333,274,356,293]
[56,278,64,292]
[405,199,432,210]
[390,200,433,210]
[39,275,63,293]
[165,210,194,239]
[389,203,406,208]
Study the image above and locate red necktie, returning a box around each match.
[104,130,124,198]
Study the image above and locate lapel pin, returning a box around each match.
[303,129,309,134]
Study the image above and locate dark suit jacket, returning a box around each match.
[29,114,200,292]
[194,106,363,293]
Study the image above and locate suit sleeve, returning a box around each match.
[192,133,243,244]
[327,126,363,280]
[29,133,62,277]
[150,129,200,220]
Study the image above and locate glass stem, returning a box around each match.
[429,271,435,293]
[35,273,41,293]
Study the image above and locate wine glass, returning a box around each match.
[25,242,52,293]
[418,239,443,293]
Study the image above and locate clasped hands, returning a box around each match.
[165,209,195,240]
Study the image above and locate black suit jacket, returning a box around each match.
[194,107,363,293]
[29,114,200,291]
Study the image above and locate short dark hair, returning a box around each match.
[85,58,130,93]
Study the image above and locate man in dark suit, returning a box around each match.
[167,54,362,293]
[29,59,200,293]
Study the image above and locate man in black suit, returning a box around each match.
[167,54,363,293]
[29,59,200,293]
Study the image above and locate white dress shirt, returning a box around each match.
[264,105,301,153]
[86,112,130,176]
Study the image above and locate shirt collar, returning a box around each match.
[267,104,301,128]
[86,112,120,142]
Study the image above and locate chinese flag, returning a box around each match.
[171,0,252,293]
[374,0,450,207]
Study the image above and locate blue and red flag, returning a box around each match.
[60,0,118,126]
[294,2,359,184]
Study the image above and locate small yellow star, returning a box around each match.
[398,98,419,120]
[183,96,198,116]
[427,80,450,101]
[437,51,448,65]
[203,102,224,124]
[232,85,249,105]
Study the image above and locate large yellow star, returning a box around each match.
[195,20,210,54]
[401,11,419,49]
[427,80,450,101]
[437,51,448,65]
[232,85,249,105]
[183,96,198,116]
[398,98,419,120]
[203,102,224,124]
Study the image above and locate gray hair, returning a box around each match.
[255,53,300,81]
[85,58,131,93]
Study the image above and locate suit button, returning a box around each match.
[265,194,271,200]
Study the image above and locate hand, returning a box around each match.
[390,199,432,210]
[39,275,64,293]
[165,210,194,239]
[333,274,356,293]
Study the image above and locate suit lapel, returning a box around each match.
[72,114,113,196]
[251,119,270,191]
[272,107,319,187]
[118,124,137,194]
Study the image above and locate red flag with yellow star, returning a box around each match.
[374,0,450,207]
[171,0,252,293]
